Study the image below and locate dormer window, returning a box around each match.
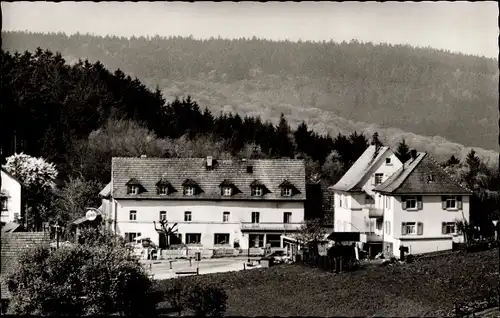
[222,187,232,196]
[182,179,199,196]
[126,178,142,195]
[128,185,139,195]
[184,186,195,196]
[427,174,434,183]
[156,178,172,195]
[279,179,298,197]
[219,179,238,197]
[252,187,264,196]
[158,186,168,195]
[282,188,293,197]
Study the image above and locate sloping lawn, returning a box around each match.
[154,249,498,317]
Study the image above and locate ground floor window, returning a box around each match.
[402,222,416,235]
[125,232,141,243]
[442,222,456,234]
[186,233,201,244]
[266,234,281,248]
[249,234,265,248]
[214,233,230,245]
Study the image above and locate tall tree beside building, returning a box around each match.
[275,113,295,158]
[370,132,383,148]
[3,153,58,230]
[395,138,411,163]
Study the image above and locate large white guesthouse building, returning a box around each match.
[99,156,306,249]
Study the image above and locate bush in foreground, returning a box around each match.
[6,233,155,316]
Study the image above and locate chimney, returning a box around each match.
[410,149,417,160]
[206,156,213,167]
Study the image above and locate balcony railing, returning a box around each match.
[241,222,302,231]
[359,231,383,242]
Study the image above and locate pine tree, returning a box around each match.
[275,113,294,158]
[371,132,383,148]
[445,154,460,166]
[396,138,411,162]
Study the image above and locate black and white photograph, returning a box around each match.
[0,1,499,316]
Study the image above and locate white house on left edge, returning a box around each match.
[100,156,306,249]
[0,168,22,225]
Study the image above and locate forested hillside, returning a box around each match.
[3,31,498,157]
[1,47,498,231]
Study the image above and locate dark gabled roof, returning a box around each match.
[219,179,234,187]
[111,158,306,201]
[250,179,266,187]
[156,178,172,187]
[1,232,51,300]
[374,152,472,195]
[126,178,141,186]
[330,145,395,192]
[182,179,198,187]
[279,179,295,188]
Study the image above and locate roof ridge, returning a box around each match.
[390,152,427,193]
[428,154,472,193]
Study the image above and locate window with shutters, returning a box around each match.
[374,173,383,185]
[446,197,457,209]
[406,197,417,210]
[339,194,342,207]
[385,221,391,235]
[442,222,456,234]
[401,222,423,235]
[385,196,391,209]
[402,222,417,235]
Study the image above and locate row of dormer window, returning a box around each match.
[126,179,297,197]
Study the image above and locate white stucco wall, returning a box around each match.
[333,150,402,235]
[110,199,304,248]
[383,194,470,256]
[360,152,403,196]
[1,170,22,224]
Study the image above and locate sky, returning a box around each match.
[2,1,498,58]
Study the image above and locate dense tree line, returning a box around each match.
[2,31,498,151]
[1,48,372,186]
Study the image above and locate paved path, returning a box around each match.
[141,258,262,280]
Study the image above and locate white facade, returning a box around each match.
[105,198,305,249]
[1,169,22,224]
[333,151,402,234]
[379,194,470,256]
